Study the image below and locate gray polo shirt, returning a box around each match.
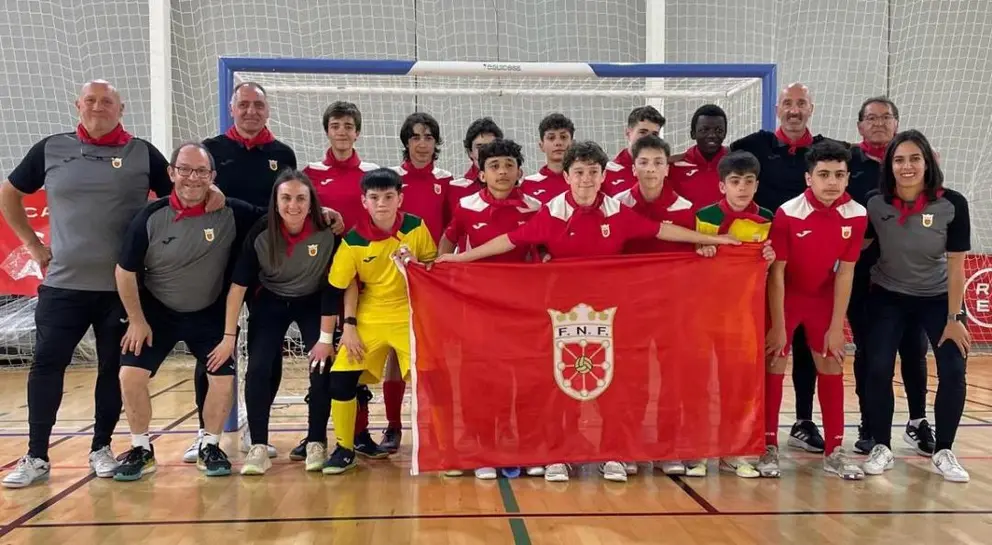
[7,133,172,291]
[119,198,263,312]
[232,218,338,298]
[866,189,971,297]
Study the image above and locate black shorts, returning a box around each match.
[121,293,235,377]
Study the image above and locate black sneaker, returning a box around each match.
[903,419,936,457]
[197,443,232,476]
[289,438,308,461]
[853,424,875,455]
[380,427,402,453]
[322,444,357,475]
[354,431,390,459]
[113,446,156,482]
[787,421,825,453]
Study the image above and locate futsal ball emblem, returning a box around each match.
[922,214,934,227]
[433,183,442,195]
[841,225,852,239]
[548,303,616,401]
[307,243,319,257]
[203,228,215,242]
[111,157,122,169]
[269,159,278,171]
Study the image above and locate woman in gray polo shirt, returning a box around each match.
[861,129,971,482]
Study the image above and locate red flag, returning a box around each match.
[405,246,767,474]
[0,190,49,296]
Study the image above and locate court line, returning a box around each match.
[497,478,532,545]
[667,475,719,513]
[0,406,198,539]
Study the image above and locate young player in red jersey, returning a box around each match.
[763,140,868,480]
[519,113,573,203]
[393,112,453,244]
[667,104,729,209]
[437,140,738,483]
[446,117,504,214]
[602,106,665,197]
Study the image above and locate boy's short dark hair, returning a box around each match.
[690,104,728,133]
[538,113,575,139]
[478,139,524,169]
[805,139,852,173]
[630,134,672,161]
[322,101,362,133]
[399,112,442,162]
[627,105,666,129]
[563,140,609,172]
[717,151,761,180]
[463,117,504,153]
[360,167,403,194]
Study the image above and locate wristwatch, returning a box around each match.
[949,312,966,323]
[343,317,358,326]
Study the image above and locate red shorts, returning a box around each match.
[780,292,833,356]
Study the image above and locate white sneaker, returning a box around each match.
[756,446,781,478]
[544,463,570,482]
[720,457,760,479]
[474,467,498,480]
[443,469,465,477]
[183,430,204,463]
[623,461,639,475]
[241,444,272,476]
[89,446,119,478]
[2,456,50,488]
[863,444,895,475]
[684,460,708,477]
[658,461,686,475]
[304,442,326,472]
[240,428,277,458]
[525,466,545,477]
[932,449,969,482]
[600,461,627,482]
[824,447,865,480]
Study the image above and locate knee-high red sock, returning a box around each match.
[817,373,844,455]
[765,373,785,447]
[355,400,369,436]
[383,380,406,429]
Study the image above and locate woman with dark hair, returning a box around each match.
[209,169,342,476]
[861,129,971,482]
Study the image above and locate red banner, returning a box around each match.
[0,190,48,296]
[964,255,992,344]
[405,246,768,474]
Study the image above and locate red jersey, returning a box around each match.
[602,148,635,197]
[667,145,728,210]
[614,184,696,254]
[507,192,659,259]
[446,164,484,213]
[444,188,543,263]
[520,165,569,204]
[770,189,867,297]
[304,149,379,231]
[393,160,453,244]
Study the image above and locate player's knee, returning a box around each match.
[119,366,150,389]
[329,371,362,401]
[813,355,843,376]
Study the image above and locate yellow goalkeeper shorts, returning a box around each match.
[331,321,410,384]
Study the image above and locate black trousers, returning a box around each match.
[790,327,816,421]
[27,286,125,460]
[865,286,966,451]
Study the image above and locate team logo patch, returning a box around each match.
[203,228,215,242]
[269,159,278,171]
[307,243,319,257]
[601,224,611,238]
[841,225,852,239]
[433,183,442,195]
[111,157,122,169]
[548,303,616,402]
[922,213,934,228]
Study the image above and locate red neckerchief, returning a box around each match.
[632,182,678,211]
[893,189,944,225]
[224,125,275,150]
[539,164,565,179]
[402,159,434,176]
[169,191,208,222]
[614,148,633,168]
[464,164,480,182]
[280,220,316,256]
[804,188,852,212]
[355,212,405,242]
[480,187,526,215]
[717,198,767,234]
[76,123,132,146]
[859,140,888,162]
[774,127,814,155]
[324,148,361,169]
[564,191,606,221]
[683,144,729,167]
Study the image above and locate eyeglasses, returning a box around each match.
[171,165,213,179]
[862,114,897,124]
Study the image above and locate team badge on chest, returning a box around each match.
[269,159,278,171]
[204,228,215,242]
[112,157,123,169]
[548,304,617,401]
[601,223,611,238]
[433,183,442,195]
[922,213,934,228]
[307,243,319,257]
[841,225,852,239]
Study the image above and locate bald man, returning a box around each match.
[0,81,218,488]
[730,82,843,455]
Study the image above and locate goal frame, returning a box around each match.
[217,57,779,431]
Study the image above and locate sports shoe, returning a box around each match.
[89,445,120,478]
[600,461,627,482]
[824,447,865,480]
[322,445,358,475]
[183,430,204,463]
[720,457,759,478]
[290,438,308,461]
[354,431,390,459]
[240,444,272,476]
[658,461,686,475]
[863,444,895,475]
[380,427,402,453]
[756,446,781,478]
[787,421,825,453]
[854,425,875,455]
[903,420,936,457]
[623,462,639,475]
[2,456,51,488]
[304,442,327,472]
[240,428,276,458]
[684,460,707,477]
[197,443,232,477]
[113,446,156,482]
[443,469,465,477]
[474,467,498,480]
[525,466,545,477]
[932,449,969,482]
[544,463,570,482]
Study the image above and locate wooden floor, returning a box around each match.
[0,361,990,544]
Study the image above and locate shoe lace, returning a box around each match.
[247,444,268,459]
[203,444,228,463]
[868,445,889,464]
[759,447,778,464]
[122,447,146,465]
[306,442,324,456]
[918,420,935,443]
[937,450,963,471]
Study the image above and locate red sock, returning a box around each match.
[355,400,369,436]
[383,380,406,429]
[818,373,844,455]
[764,373,785,447]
